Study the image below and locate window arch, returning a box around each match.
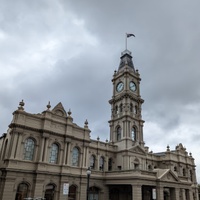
[49,143,59,164]
[15,182,29,200]
[23,138,35,161]
[131,127,136,141]
[90,155,95,169]
[72,147,79,166]
[44,184,55,200]
[108,158,112,171]
[69,185,77,200]
[99,156,104,171]
[116,126,121,141]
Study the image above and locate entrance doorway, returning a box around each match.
[109,185,132,200]
[142,185,156,200]
[44,184,55,200]
[88,186,99,200]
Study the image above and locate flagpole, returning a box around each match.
[125,33,127,50]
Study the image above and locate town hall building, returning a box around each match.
[0,49,199,200]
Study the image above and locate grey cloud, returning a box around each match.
[1,0,200,180]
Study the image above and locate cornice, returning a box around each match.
[109,93,144,104]
[8,123,90,142]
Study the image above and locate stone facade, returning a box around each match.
[0,49,198,200]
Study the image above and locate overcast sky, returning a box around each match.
[1,0,200,181]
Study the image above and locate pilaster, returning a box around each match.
[156,186,164,200]
[132,184,142,200]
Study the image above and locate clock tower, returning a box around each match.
[109,49,145,150]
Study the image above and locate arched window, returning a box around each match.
[134,105,138,114]
[115,105,118,114]
[190,170,193,181]
[23,138,35,161]
[116,126,121,141]
[49,143,59,164]
[148,165,152,171]
[183,168,186,176]
[131,127,136,141]
[99,156,104,171]
[130,103,133,112]
[90,155,95,169]
[44,184,55,200]
[69,185,77,200]
[119,104,123,112]
[108,158,112,171]
[174,166,177,171]
[134,158,139,170]
[72,147,79,166]
[89,187,99,200]
[15,182,29,200]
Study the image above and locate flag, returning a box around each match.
[126,33,135,38]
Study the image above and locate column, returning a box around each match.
[62,142,68,165]
[188,189,193,200]
[156,186,164,200]
[15,132,23,160]
[105,156,109,171]
[59,148,63,165]
[82,146,86,167]
[43,138,49,162]
[85,147,89,168]
[9,132,18,159]
[132,184,142,200]
[181,189,186,200]
[0,134,6,160]
[39,137,45,162]
[171,188,180,200]
[66,142,71,165]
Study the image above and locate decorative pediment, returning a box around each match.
[153,169,179,182]
[52,102,67,117]
[128,145,146,155]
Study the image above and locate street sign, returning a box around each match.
[63,183,69,195]
[152,188,156,199]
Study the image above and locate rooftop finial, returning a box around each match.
[47,101,51,110]
[68,109,72,116]
[18,100,25,111]
[84,119,88,128]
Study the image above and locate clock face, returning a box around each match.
[116,82,124,92]
[129,81,136,91]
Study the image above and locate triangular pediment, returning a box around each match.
[52,102,67,117]
[128,145,146,155]
[153,169,179,182]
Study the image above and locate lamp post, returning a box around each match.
[86,167,91,200]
